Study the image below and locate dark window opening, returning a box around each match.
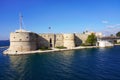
[50,38,52,47]
[19,39,22,41]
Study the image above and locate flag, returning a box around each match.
[49,27,51,29]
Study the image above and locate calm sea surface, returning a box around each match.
[0,40,9,47]
[0,41,120,80]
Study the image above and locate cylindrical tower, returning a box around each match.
[8,31,38,52]
[63,34,75,49]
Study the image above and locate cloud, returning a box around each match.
[106,24,120,29]
[102,20,109,24]
[102,24,120,36]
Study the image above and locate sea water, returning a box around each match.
[0,41,120,80]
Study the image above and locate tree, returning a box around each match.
[116,32,120,37]
[86,33,97,46]
[110,34,114,37]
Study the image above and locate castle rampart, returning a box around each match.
[74,33,88,46]
[5,31,90,54]
[54,34,64,47]
[39,33,55,48]
[63,34,75,49]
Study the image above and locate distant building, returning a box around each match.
[96,40,114,47]
[96,37,115,47]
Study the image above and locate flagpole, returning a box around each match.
[19,13,23,32]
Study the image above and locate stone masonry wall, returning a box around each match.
[74,33,88,46]
[7,31,89,53]
[54,34,64,47]
[63,34,75,49]
[9,32,38,52]
[39,33,55,48]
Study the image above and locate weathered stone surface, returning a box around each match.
[9,32,38,52]
[7,32,89,53]
[63,34,75,49]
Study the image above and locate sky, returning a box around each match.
[0,0,120,40]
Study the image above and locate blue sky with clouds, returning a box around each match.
[0,0,120,40]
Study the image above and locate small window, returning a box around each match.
[26,37,29,38]
[13,37,15,39]
[19,39,22,41]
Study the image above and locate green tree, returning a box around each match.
[116,32,120,37]
[110,34,114,37]
[86,33,97,46]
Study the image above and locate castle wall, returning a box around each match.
[54,34,64,47]
[63,34,75,49]
[74,33,88,46]
[38,33,88,48]
[9,32,38,52]
[7,31,89,53]
[39,33,55,48]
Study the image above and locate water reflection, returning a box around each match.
[5,46,120,80]
[9,55,33,80]
[8,51,77,80]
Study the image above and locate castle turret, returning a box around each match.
[63,34,75,49]
[4,31,38,54]
[4,14,39,54]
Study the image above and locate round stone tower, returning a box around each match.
[8,31,38,52]
[63,34,75,49]
[4,14,39,54]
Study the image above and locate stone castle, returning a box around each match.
[5,15,103,53]
[6,29,90,53]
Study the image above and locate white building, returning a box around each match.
[96,40,114,47]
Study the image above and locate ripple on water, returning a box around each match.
[0,46,120,80]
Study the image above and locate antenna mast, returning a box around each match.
[19,13,23,32]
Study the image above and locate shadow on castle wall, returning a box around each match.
[37,36,50,49]
[74,35,82,47]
